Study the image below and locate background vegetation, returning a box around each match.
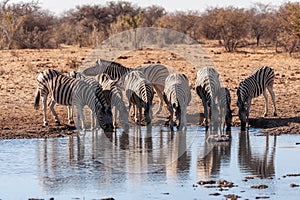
[1,0,300,54]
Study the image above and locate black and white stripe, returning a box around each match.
[82,59,131,80]
[216,87,232,133]
[68,71,109,129]
[137,64,169,115]
[195,67,221,127]
[124,71,154,125]
[237,66,277,127]
[82,59,169,116]
[163,73,191,130]
[96,73,129,131]
[34,69,113,131]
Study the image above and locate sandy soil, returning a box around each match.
[0,41,299,139]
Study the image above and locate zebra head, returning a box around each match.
[236,88,248,127]
[95,103,114,132]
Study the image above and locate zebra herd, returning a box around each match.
[34,58,277,133]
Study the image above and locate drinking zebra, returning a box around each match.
[195,67,222,127]
[68,71,109,129]
[124,71,154,125]
[34,69,113,131]
[82,59,169,115]
[237,66,277,128]
[96,73,129,132]
[163,73,191,130]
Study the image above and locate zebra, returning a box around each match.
[34,69,113,132]
[136,64,169,115]
[237,66,277,128]
[68,71,109,129]
[96,73,129,132]
[82,59,131,80]
[163,73,191,130]
[124,70,154,125]
[82,59,169,115]
[215,87,233,134]
[195,67,222,127]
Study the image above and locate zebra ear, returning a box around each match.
[69,71,76,78]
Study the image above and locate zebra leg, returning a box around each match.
[139,106,143,125]
[246,102,251,128]
[114,107,118,128]
[263,90,269,117]
[49,100,60,126]
[67,106,74,124]
[268,86,277,116]
[153,85,165,115]
[76,105,86,131]
[202,100,209,127]
[42,96,48,126]
[91,110,95,130]
[169,108,174,131]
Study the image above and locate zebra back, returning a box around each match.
[124,70,153,105]
[195,67,221,106]
[137,64,169,87]
[82,59,132,80]
[69,71,108,107]
[164,73,191,108]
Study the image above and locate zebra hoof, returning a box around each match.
[55,121,61,126]
[274,112,278,117]
[43,122,48,127]
[69,120,74,124]
[263,113,268,117]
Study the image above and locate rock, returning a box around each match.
[251,185,268,189]
[223,194,241,199]
[198,180,216,185]
[290,183,300,188]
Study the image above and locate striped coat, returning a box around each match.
[124,71,154,125]
[34,69,113,131]
[163,73,191,130]
[96,73,129,131]
[237,66,277,128]
[195,67,221,127]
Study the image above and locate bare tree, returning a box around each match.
[277,2,300,55]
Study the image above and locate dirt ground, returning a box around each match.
[0,41,299,139]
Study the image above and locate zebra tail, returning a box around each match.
[34,89,40,110]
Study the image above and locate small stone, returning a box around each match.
[251,185,268,189]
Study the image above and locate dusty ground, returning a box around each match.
[0,41,299,139]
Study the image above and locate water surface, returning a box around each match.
[0,126,300,200]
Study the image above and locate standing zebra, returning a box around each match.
[82,59,169,115]
[237,66,277,128]
[34,69,113,131]
[195,67,221,127]
[69,71,109,129]
[124,71,154,125]
[96,73,129,132]
[163,73,191,130]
